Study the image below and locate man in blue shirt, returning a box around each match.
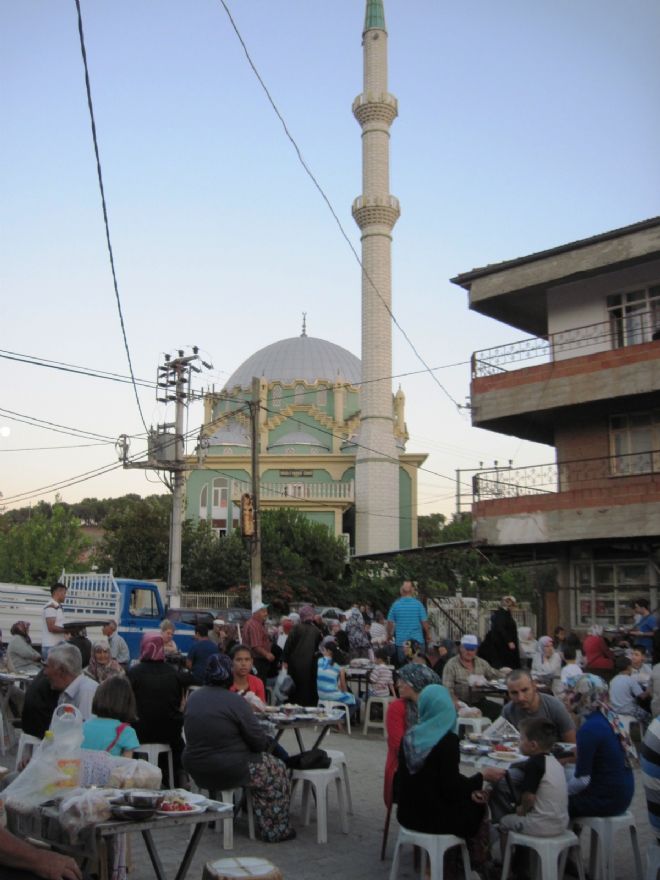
[386,580,430,666]
[629,598,657,655]
[186,624,219,684]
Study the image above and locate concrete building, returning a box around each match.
[452,217,660,630]
[185,1,423,555]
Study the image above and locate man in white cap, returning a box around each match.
[243,602,274,685]
[442,633,501,719]
[209,618,226,647]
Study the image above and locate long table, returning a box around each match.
[265,710,345,754]
[7,799,233,880]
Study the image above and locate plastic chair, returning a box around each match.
[645,841,660,880]
[573,810,643,880]
[455,716,491,738]
[389,826,472,880]
[318,700,351,735]
[291,765,349,844]
[324,748,354,814]
[500,829,585,880]
[209,787,255,849]
[15,731,41,767]
[133,743,174,789]
[362,696,393,736]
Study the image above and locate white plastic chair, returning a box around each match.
[324,748,354,814]
[500,829,585,880]
[389,826,472,880]
[291,765,349,844]
[645,841,660,880]
[455,716,491,738]
[133,743,174,789]
[573,810,643,880]
[362,696,393,736]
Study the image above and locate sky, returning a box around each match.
[1,0,659,519]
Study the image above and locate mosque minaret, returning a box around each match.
[353,0,401,554]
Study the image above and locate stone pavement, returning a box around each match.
[4,726,658,879]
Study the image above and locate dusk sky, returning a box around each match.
[2,0,659,517]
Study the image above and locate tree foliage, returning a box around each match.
[0,504,90,585]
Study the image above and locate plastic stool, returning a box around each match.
[645,841,660,880]
[574,810,643,880]
[324,749,354,814]
[205,787,254,849]
[292,765,349,844]
[15,732,41,767]
[455,716,491,738]
[318,700,351,735]
[501,829,585,880]
[362,696,393,736]
[389,826,472,880]
[133,743,174,789]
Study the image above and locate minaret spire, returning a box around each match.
[353,0,400,554]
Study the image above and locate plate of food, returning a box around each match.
[488,751,522,762]
[163,789,207,805]
[157,794,206,815]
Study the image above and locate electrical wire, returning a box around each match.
[0,408,115,442]
[73,0,149,433]
[217,0,462,411]
[0,442,111,452]
[0,349,157,389]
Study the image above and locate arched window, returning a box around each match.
[294,383,305,405]
[272,385,282,409]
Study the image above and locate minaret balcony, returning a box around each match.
[352,92,398,126]
[352,195,400,230]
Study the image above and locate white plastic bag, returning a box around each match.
[59,789,112,841]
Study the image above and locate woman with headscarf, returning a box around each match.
[183,653,295,842]
[565,673,635,818]
[384,663,441,809]
[281,604,322,706]
[127,633,186,787]
[84,638,125,684]
[480,595,520,669]
[582,625,614,672]
[346,608,372,660]
[532,636,563,681]
[7,621,41,674]
[396,684,500,868]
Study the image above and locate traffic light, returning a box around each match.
[240,493,255,537]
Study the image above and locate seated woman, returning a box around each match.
[230,644,266,703]
[82,676,140,757]
[532,636,563,691]
[384,663,440,809]
[396,684,500,871]
[317,640,359,721]
[183,653,295,842]
[160,619,179,656]
[7,621,41,674]
[127,633,186,788]
[565,673,635,818]
[84,638,125,684]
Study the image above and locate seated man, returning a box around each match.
[442,634,501,720]
[630,644,652,686]
[502,669,576,744]
[609,655,651,723]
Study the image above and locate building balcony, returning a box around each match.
[230,479,354,503]
[471,450,660,546]
[470,311,660,444]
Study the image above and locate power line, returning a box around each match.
[0,442,111,452]
[0,349,157,389]
[73,0,149,433]
[0,408,115,442]
[217,0,462,411]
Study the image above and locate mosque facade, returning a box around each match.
[185,1,426,554]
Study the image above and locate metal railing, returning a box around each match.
[230,479,354,501]
[473,449,660,502]
[472,308,659,378]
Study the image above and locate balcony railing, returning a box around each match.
[230,479,354,502]
[472,449,660,502]
[471,309,659,378]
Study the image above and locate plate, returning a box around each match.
[157,803,206,816]
[488,751,522,762]
[163,789,207,805]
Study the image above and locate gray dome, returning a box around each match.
[268,431,330,452]
[208,421,251,448]
[224,335,361,389]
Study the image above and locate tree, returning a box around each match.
[0,504,89,585]
[93,496,172,579]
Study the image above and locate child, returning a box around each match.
[559,645,583,687]
[499,717,569,838]
[82,676,140,756]
[368,647,395,697]
[609,654,651,723]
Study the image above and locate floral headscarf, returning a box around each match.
[205,652,234,686]
[86,639,124,684]
[566,673,636,767]
[403,684,457,774]
[346,608,371,658]
[396,662,441,729]
[299,604,315,623]
[139,633,165,662]
[10,621,32,644]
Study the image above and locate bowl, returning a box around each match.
[122,790,164,810]
[111,804,157,821]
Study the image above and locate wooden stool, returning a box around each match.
[202,856,283,879]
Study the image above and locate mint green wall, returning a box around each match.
[185,468,250,521]
[341,467,355,482]
[262,469,333,484]
[344,391,359,420]
[268,413,328,447]
[303,511,336,533]
[399,467,413,549]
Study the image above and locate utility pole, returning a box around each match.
[117,347,210,608]
[249,376,262,610]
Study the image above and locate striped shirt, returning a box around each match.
[641,716,660,835]
[387,597,427,646]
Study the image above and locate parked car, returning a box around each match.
[166,608,216,629]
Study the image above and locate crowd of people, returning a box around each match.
[3,581,660,879]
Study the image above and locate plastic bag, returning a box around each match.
[3,707,84,813]
[59,789,112,842]
[80,751,162,789]
[273,669,295,704]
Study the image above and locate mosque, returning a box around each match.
[185,0,427,555]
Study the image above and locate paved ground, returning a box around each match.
[3,726,657,879]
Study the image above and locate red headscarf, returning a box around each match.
[139,633,165,662]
